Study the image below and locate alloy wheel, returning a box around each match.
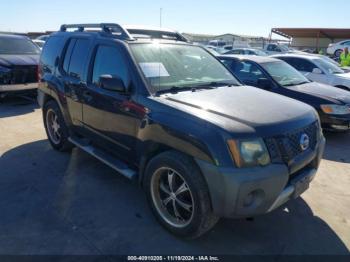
[46,108,61,145]
[151,167,194,228]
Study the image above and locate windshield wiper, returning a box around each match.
[193,81,240,89]
[155,86,195,95]
[283,81,309,87]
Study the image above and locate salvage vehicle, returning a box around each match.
[38,23,325,238]
[0,34,40,97]
[274,54,350,91]
[219,55,350,131]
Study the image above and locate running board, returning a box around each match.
[68,137,137,180]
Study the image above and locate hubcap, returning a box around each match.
[46,109,61,144]
[151,167,194,228]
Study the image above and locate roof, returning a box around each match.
[270,53,321,60]
[272,28,350,40]
[0,33,28,39]
[218,54,279,63]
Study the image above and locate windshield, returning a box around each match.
[262,61,310,86]
[130,43,240,93]
[314,58,344,74]
[254,49,268,56]
[0,38,40,54]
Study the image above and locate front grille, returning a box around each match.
[265,121,319,165]
[11,66,37,84]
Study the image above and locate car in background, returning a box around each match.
[0,34,40,97]
[33,39,45,50]
[273,54,350,91]
[224,48,267,56]
[36,34,50,42]
[327,40,350,58]
[218,55,350,131]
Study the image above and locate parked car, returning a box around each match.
[273,54,350,91]
[224,48,267,56]
[327,40,350,58]
[38,23,325,238]
[33,39,45,50]
[264,43,292,55]
[219,55,350,131]
[36,34,50,42]
[0,34,40,97]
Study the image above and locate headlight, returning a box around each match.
[227,138,271,168]
[320,104,350,115]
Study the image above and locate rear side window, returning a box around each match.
[65,39,90,79]
[40,36,65,73]
[92,45,129,87]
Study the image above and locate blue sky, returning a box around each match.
[1,0,349,38]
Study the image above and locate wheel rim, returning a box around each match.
[151,167,194,228]
[46,109,61,145]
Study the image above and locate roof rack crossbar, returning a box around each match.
[60,23,135,40]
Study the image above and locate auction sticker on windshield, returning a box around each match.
[139,62,170,78]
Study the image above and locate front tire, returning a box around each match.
[43,100,73,151]
[144,151,219,239]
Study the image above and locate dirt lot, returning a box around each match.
[0,97,349,255]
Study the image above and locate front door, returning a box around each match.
[82,44,138,161]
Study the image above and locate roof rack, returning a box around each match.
[125,28,189,42]
[59,23,135,41]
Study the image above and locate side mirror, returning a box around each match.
[312,68,323,74]
[99,74,126,92]
[257,78,273,89]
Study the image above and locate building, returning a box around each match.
[182,32,276,48]
[271,28,350,52]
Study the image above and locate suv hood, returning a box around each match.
[0,54,39,67]
[159,86,316,136]
[288,82,350,104]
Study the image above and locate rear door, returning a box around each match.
[60,37,91,130]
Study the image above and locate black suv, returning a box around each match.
[38,23,325,238]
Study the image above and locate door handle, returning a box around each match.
[83,91,93,101]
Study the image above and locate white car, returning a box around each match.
[32,39,45,50]
[273,54,350,90]
[327,40,350,58]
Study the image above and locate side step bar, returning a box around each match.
[68,137,137,180]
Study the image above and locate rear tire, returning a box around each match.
[144,151,219,239]
[43,100,73,152]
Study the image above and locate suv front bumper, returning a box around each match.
[196,135,325,218]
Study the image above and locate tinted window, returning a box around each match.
[232,61,264,86]
[40,36,65,73]
[287,58,316,73]
[220,59,234,69]
[62,39,76,73]
[0,37,40,55]
[68,39,90,79]
[92,46,129,87]
[267,44,276,51]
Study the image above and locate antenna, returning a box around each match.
[160,8,162,28]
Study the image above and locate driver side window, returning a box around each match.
[233,61,265,86]
[290,58,317,73]
[92,45,129,88]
